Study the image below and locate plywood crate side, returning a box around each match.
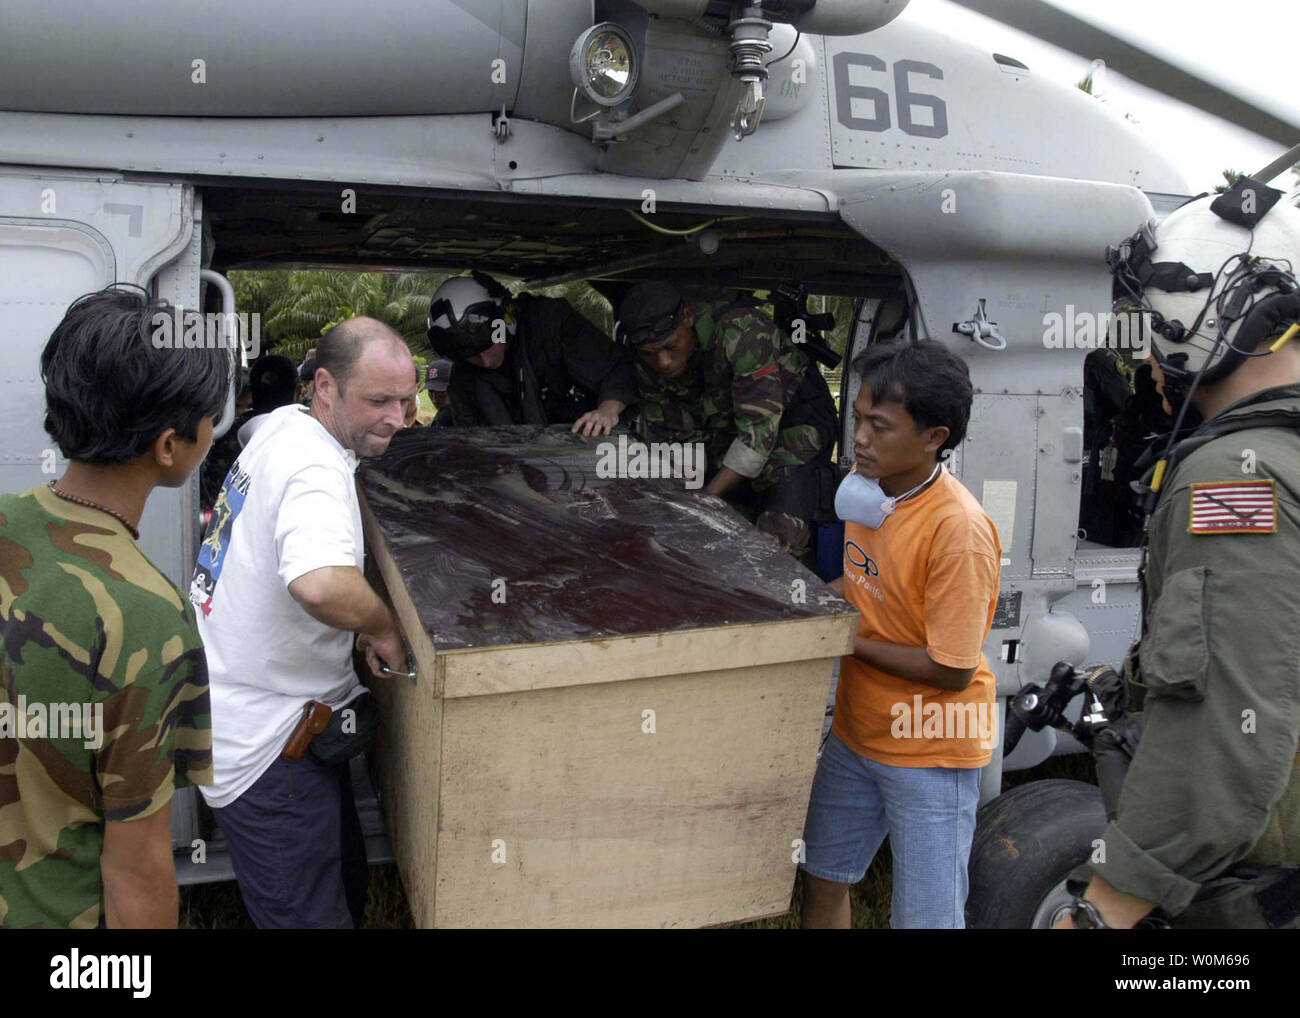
[430,657,834,928]
[362,500,445,922]
[369,665,444,927]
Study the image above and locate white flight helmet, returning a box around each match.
[427,275,496,331]
[1108,182,1300,387]
[426,272,513,360]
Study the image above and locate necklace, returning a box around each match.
[47,481,140,540]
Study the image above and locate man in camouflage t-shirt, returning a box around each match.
[618,280,838,557]
[0,287,226,928]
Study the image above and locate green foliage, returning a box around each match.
[819,295,854,357]
[1214,169,1246,194]
[230,269,453,360]
[231,269,631,362]
[229,271,857,396]
[532,279,617,335]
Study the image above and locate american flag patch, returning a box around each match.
[1188,480,1277,534]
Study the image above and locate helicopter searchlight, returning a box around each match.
[569,21,690,144]
[569,23,639,108]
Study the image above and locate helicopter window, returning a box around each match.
[1076,348,1171,549]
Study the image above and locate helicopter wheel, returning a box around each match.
[966,779,1106,929]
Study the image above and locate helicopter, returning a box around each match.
[2,0,1297,927]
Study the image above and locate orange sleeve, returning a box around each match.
[922,539,999,670]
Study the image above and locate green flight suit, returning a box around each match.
[1086,383,1300,920]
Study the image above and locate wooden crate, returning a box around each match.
[359,426,856,928]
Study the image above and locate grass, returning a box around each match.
[731,843,896,929]
[179,863,413,930]
[179,753,1094,930]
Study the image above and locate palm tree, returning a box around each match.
[230,269,451,360]
[1215,169,1247,194]
[533,279,617,334]
[264,270,449,352]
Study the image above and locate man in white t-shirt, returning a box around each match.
[190,316,415,928]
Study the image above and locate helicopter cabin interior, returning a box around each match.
[199,177,1173,554]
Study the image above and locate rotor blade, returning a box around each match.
[947,0,1300,146]
[1253,142,1300,185]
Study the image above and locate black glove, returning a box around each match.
[1092,712,1145,822]
[1081,665,1127,725]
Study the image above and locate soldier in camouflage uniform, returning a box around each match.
[0,287,226,928]
[617,280,837,557]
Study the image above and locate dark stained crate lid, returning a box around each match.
[358,425,853,651]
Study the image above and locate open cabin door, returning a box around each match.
[0,170,209,585]
[0,170,213,850]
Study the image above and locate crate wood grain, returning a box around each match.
[359,426,856,928]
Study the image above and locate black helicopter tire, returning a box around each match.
[966,779,1106,929]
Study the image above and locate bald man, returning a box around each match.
[189,316,416,928]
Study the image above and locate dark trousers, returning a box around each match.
[213,753,369,928]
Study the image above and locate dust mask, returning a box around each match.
[835,463,941,529]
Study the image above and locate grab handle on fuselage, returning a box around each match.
[201,268,242,439]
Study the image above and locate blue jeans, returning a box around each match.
[800,730,981,928]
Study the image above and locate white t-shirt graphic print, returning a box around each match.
[191,404,366,807]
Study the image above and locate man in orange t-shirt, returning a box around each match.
[800,340,1001,929]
